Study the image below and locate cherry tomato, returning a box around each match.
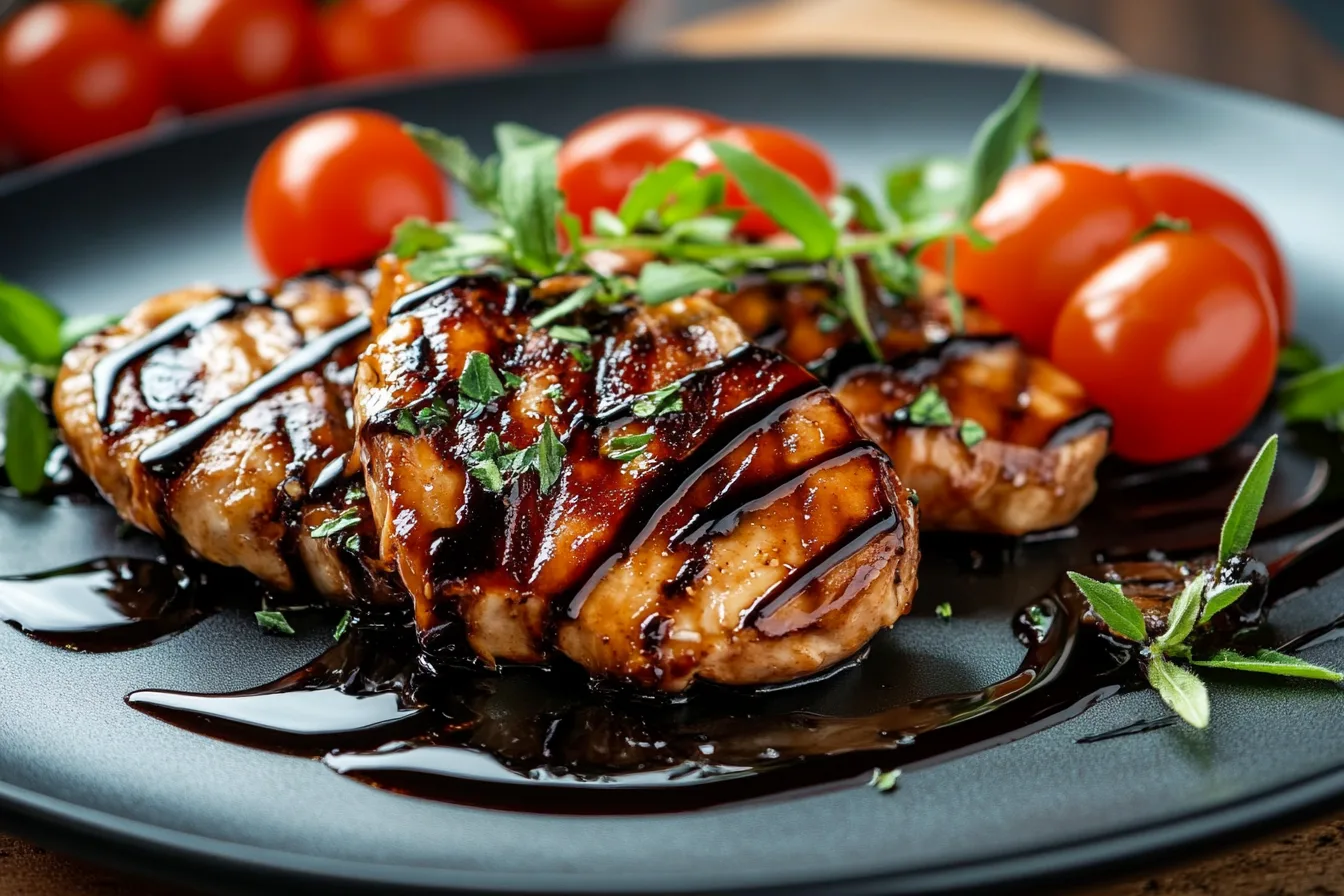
[0,1,167,160]
[923,160,1149,356]
[677,124,837,239]
[512,0,629,49]
[149,0,315,113]
[317,0,528,83]
[246,109,448,279]
[557,106,727,227]
[1050,232,1277,464]
[1127,165,1292,337]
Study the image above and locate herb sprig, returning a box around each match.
[1067,435,1341,729]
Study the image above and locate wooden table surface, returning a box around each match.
[4,0,1342,893]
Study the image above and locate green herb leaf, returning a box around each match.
[1280,363,1344,423]
[458,351,508,415]
[1146,652,1210,729]
[389,217,451,258]
[342,535,361,553]
[468,457,505,493]
[617,159,699,230]
[637,261,731,306]
[935,602,953,621]
[310,507,361,538]
[1193,648,1342,682]
[415,397,454,430]
[661,173,726,225]
[1067,571,1148,643]
[605,430,655,462]
[531,281,601,330]
[255,610,295,636]
[960,67,1042,219]
[839,255,880,362]
[58,314,119,352]
[536,420,565,494]
[958,419,987,448]
[502,371,524,389]
[0,279,63,364]
[841,183,890,232]
[333,611,352,641]
[1199,582,1251,625]
[543,383,564,403]
[394,408,419,436]
[632,382,683,419]
[345,483,366,502]
[665,215,737,245]
[403,124,498,208]
[591,208,627,237]
[1218,434,1278,567]
[905,387,954,427]
[1155,572,1206,652]
[496,123,562,275]
[4,385,51,495]
[868,244,920,296]
[885,157,967,226]
[568,346,594,371]
[708,140,837,259]
[548,324,592,344]
[1278,338,1322,375]
[869,768,901,792]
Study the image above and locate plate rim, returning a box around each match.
[3,52,1344,894]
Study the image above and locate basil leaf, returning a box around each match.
[839,255,879,361]
[1146,653,1210,729]
[618,159,699,230]
[1193,648,1342,682]
[960,67,1042,219]
[3,385,50,495]
[0,279,63,364]
[255,610,295,636]
[1278,338,1322,375]
[638,261,730,306]
[1199,582,1251,625]
[531,281,601,330]
[536,420,565,494]
[58,314,119,352]
[1155,572,1206,652]
[591,208,627,237]
[1067,572,1147,643]
[708,140,837,259]
[403,124,497,208]
[1218,434,1278,567]
[1280,364,1344,423]
[389,217,451,259]
[885,157,967,226]
[496,124,562,275]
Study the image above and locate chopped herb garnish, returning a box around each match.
[632,382,684,419]
[531,281,601,330]
[333,611,353,641]
[255,610,295,636]
[345,484,366,502]
[958,419,987,448]
[502,371,525,389]
[415,396,453,430]
[543,383,564,402]
[394,409,418,436]
[935,602,953,621]
[536,420,565,494]
[567,345,595,371]
[869,768,901,793]
[1065,435,1339,729]
[458,351,508,417]
[904,387,954,427]
[342,535,362,553]
[310,507,361,539]
[468,458,506,493]
[605,430,655,462]
[548,324,592,344]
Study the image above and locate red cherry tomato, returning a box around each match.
[1127,165,1292,337]
[923,160,1149,356]
[677,124,837,239]
[149,0,315,113]
[246,109,448,279]
[0,1,167,160]
[557,106,727,227]
[317,0,528,83]
[1050,232,1278,464]
[513,0,629,49]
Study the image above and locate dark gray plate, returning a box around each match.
[2,56,1344,896]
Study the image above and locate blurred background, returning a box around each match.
[0,0,1340,173]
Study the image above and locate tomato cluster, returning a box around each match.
[0,0,626,164]
[926,160,1288,464]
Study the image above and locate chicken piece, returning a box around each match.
[716,268,1110,535]
[354,274,919,691]
[54,273,398,606]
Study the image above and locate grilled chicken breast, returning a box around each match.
[353,274,920,691]
[54,274,396,606]
[716,268,1110,535]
